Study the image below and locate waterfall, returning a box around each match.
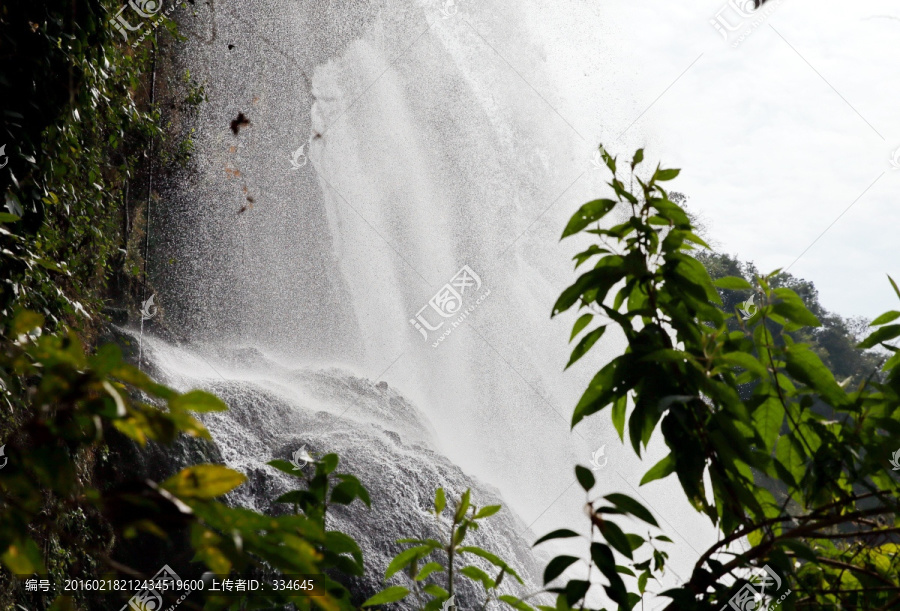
[147,0,716,606]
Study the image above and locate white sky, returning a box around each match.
[532,0,900,321]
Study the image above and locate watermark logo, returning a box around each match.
[589,446,607,470]
[889,448,900,471]
[590,145,610,170]
[290,144,308,169]
[109,1,185,48]
[110,1,162,39]
[0,144,8,170]
[709,0,783,48]
[141,294,159,320]
[721,564,790,611]
[890,147,900,170]
[0,445,7,470]
[439,0,458,19]
[289,446,313,471]
[121,564,185,611]
[409,265,490,348]
[738,294,758,320]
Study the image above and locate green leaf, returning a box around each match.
[385,545,432,579]
[671,255,721,303]
[435,488,446,514]
[630,149,644,170]
[590,542,627,602]
[337,473,371,506]
[274,490,315,505]
[1,538,45,574]
[330,480,363,505]
[543,555,579,584]
[498,595,535,611]
[771,288,820,328]
[638,571,649,594]
[776,434,806,486]
[324,529,362,554]
[870,311,900,326]
[474,505,502,519]
[11,310,44,336]
[423,584,449,599]
[566,326,606,369]
[570,313,594,342]
[110,364,177,400]
[415,562,445,581]
[597,520,633,559]
[319,453,339,475]
[90,344,123,375]
[454,489,471,522]
[561,199,618,239]
[460,565,495,589]
[722,352,769,378]
[587,146,617,176]
[362,586,410,607]
[170,390,228,413]
[858,324,900,349]
[713,276,753,290]
[639,454,676,486]
[553,258,627,317]
[563,580,591,606]
[776,539,817,562]
[752,398,785,452]
[652,167,680,182]
[533,529,581,546]
[784,345,849,407]
[889,275,900,300]
[267,459,304,477]
[457,547,523,584]
[575,465,595,491]
[603,494,659,527]
[160,464,247,499]
[612,395,627,441]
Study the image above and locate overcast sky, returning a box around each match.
[530,0,900,322]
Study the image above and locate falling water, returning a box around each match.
[146,0,715,606]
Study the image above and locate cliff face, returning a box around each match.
[125,333,550,608]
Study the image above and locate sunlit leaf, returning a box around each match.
[160,465,247,499]
[170,390,228,413]
[652,167,680,181]
[474,505,502,519]
[415,561,445,581]
[385,545,432,579]
[713,276,753,290]
[640,454,676,486]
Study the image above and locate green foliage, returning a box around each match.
[0,0,165,332]
[368,488,532,610]
[696,251,886,389]
[548,147,900,609]
[0,311,370,610]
